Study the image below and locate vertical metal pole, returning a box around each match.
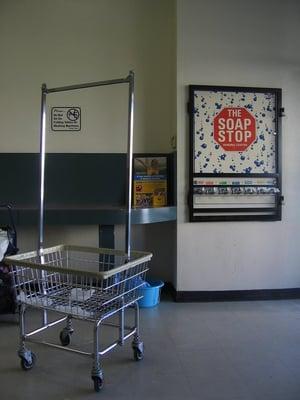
[19,304,26,346]
[91,321,103,380]
[38,84,47,254]
[134,301,140,340]
[125,71,134,261]
[118,297,125,345]
[38,84,48,325]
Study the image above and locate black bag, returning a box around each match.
[0,204,18,314]
[0,267,15,314]
[0,204,18,257]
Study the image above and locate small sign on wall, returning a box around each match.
[51,107,81,131]
[133,155,169,208]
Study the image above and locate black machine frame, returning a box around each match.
[188,85,283,222]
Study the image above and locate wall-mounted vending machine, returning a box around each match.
[188,85,283,222]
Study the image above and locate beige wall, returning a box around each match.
[176,0,300,290]
[0,0,177,283]
[0,0,176,153]
[5,0,299,292]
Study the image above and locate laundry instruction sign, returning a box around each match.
[51,107,81,131]
[213,107,256,151]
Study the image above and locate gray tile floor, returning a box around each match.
[0,299,300,399]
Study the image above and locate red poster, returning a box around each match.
[213,107,256,151]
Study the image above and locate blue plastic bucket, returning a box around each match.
[138,280,164,308]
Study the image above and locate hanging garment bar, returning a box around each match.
[46,76,130,94]
[38,71,134,262]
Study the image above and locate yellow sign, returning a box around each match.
[133,157,168,208]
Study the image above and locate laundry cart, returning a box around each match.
[5,71,152,392]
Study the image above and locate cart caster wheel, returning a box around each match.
[59,329,71,346]
[92,376,103,392]
[20,352,36,371]
[133,348,144,361]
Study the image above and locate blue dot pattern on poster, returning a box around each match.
[193,91,276,174]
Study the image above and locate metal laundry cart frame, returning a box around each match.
[5,71,152,392]
[38,71,135,262]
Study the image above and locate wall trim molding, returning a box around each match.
[165,285,300,302]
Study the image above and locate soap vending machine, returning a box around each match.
[188,85,283,222]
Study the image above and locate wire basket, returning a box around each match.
[6,244,151,320]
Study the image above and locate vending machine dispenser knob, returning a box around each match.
[232,187,243,195]
[218,187,229,194]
